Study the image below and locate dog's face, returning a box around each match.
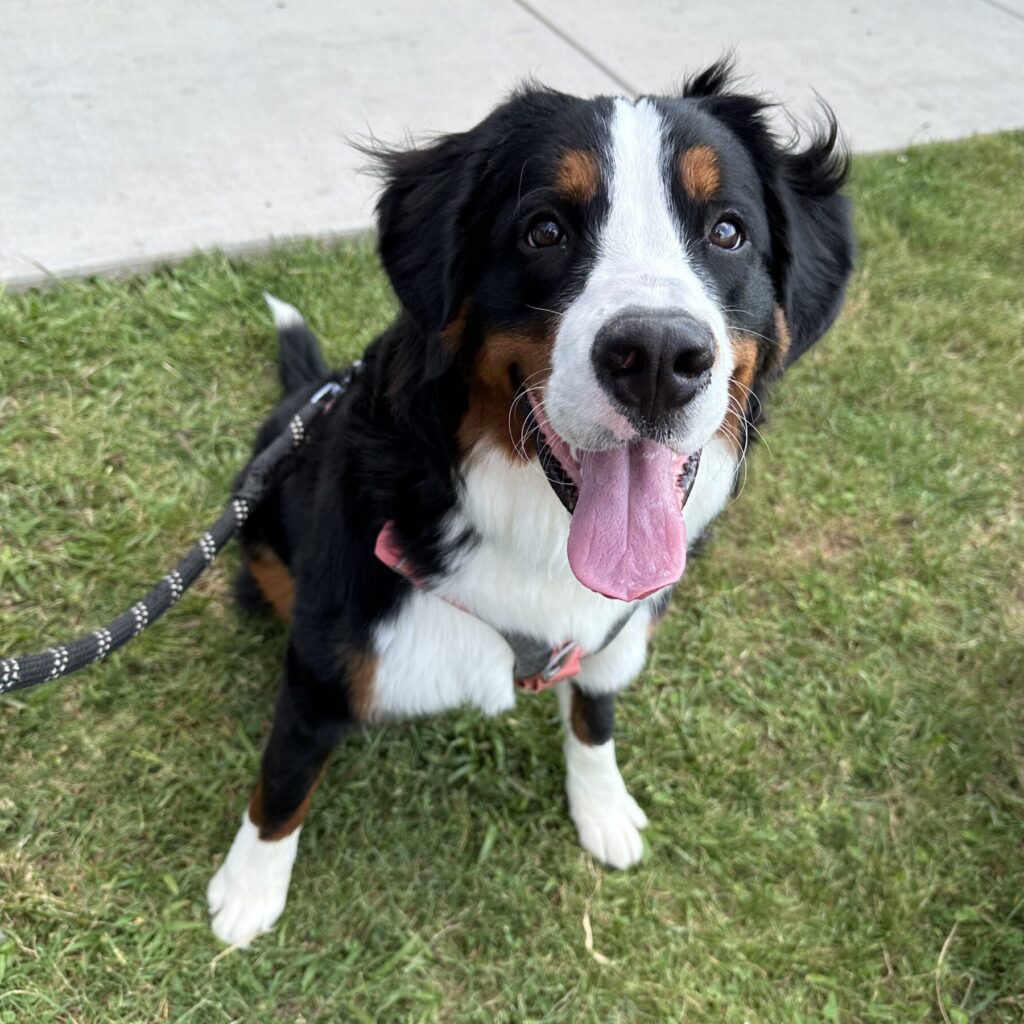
[373,63,853,601]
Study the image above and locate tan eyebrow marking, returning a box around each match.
[555,149,601,203]
[678,145,721,201]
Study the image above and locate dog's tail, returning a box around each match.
[263,292,330,394]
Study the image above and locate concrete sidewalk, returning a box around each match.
[2,0,1023,290]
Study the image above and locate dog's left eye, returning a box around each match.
[708,219,744,250]
[526,218,565,249]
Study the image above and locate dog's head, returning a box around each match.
[371,61,854,601]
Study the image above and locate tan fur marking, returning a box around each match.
[441,301,470,357]
[773,306,792,370]
[344,648,379,724]
[248,780,266,830]
[678,145,721,202]
[247,545,295,624]
[718,336,759,455]
[569,688,593,745]
[248,771,323,841]
[555,149,600,203]
[457,327,555,459]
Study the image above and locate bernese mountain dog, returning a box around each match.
[207,61,854,946]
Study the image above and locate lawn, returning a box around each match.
[1,131,1022,1023]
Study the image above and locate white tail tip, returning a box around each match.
[262,292,305,330]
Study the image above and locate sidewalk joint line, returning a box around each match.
[510,0,640,98]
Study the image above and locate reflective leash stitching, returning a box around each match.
[1,371,357,695]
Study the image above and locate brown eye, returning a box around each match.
[527,218,565,249]
[709,219,743,250]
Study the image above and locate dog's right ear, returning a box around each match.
[369,131,487,376]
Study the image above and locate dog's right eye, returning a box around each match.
[526,217,565,249]
[708,218,744,251]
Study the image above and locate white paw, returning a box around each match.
[562,729,649,870]
[567,775,649,869]
[207,813,300,947]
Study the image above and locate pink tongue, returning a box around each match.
[567,440,687,601]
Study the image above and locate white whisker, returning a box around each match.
[525,304,566,319]
[724,321,774,346]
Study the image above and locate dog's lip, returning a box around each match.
[514,386,702,515]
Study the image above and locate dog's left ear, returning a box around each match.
[765,117,855,364]
[369,131,488,378]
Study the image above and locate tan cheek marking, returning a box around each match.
[773,306,792,370]
[678,145,721,202]
[248,770,324,841]
[456,328,554,459]
[555,149,600,203]
[247,545,295,624]
[717,336,759,455]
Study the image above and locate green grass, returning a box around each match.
[1,131,1022,1024]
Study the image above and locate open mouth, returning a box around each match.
[516,389,702,602]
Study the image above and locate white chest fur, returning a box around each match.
[368,441,736,721]
[437,447,638,653]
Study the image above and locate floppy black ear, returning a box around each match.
[370,131,487,375]
[768,119,855,363]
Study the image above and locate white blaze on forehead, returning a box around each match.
[546,98,731,453]
[599,99,713,304]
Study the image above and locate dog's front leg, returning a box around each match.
[555,607,652,869]
[208,641,355,946]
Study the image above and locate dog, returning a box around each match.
[207,61,854,946]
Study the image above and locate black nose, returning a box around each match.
[593,309,715,426]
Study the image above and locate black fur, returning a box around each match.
[277,316,329,392]
[253,642,355,835]
[571,684,616,746]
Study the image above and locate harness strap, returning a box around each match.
[374,520,628,692]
